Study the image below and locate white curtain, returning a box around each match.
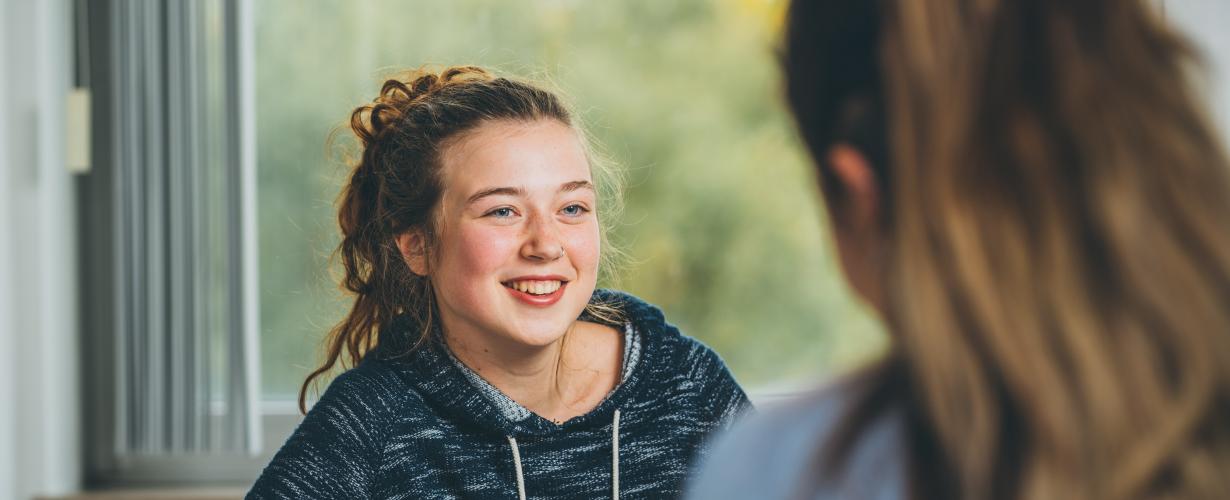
[111,0,261,455]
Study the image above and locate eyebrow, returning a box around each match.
[464,180,594,206]
[465,187,524,206]
[560,180,594,193]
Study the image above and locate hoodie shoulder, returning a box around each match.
[674,334,753,427]
[307,359,416,443]
[590,289,752,424]
[590,289,733,375]
[249,360,412,499]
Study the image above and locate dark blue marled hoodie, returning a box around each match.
[248,289,751,499]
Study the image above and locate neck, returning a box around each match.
[444,322,604,422]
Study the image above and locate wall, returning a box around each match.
[0,0,82,498]
[1165,0,1230,145]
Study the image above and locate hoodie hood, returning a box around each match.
[367,288,667,439]
[250,288,751,499]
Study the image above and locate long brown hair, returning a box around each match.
[299,66,622,412]
[784,1,1230,499]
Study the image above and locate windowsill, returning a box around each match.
[85,409,302,486]
[38,487,246,500]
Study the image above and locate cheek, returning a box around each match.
[439,225,519,278]
[564,224,602,276]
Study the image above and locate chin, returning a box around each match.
[503,316,576,347]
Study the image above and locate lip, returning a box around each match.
[502,275,570,307]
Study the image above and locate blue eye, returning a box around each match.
[561,204,589,217]
[486,207,516,218]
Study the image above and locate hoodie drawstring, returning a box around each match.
[506,408,622,500]
[611,409,621,500]
[507,435,527,500]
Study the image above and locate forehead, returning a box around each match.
[439,119,591,195]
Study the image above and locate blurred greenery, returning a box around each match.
[255,0,885,399]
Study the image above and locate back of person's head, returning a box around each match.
[298,66,620,412]
[783,1,1230,499]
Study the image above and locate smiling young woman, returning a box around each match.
[246,66,751,500]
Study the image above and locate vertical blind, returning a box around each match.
[111,0,260,455]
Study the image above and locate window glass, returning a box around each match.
[256,0,885,400]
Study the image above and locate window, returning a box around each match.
[81,0,270,485]
[255,0,884,404]
[82,0,886,487]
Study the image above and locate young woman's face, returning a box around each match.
[424,119,600,348]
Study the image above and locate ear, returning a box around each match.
[395,230,429,276]
[825,144,880,228]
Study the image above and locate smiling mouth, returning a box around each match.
[502,279,566,296]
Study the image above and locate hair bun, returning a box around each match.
[351,66,496,147]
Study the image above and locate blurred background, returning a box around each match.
[1,0,1225,499]
[253,0,885,403]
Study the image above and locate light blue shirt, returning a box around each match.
[686,384,906,500]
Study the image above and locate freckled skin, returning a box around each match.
[431,119,602,354]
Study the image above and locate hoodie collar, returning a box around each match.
[445,321,642,424]
[370,289,665,438]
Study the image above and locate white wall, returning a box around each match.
[1166,0,1230,145]
[0,0,81,498]
[0,0,13,495]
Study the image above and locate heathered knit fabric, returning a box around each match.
[447,322,643,424]
[247,289,751,499]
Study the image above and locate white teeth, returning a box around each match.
[507,280,562,295]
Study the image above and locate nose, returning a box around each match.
[521,213,565,262]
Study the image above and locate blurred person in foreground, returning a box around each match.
[687,0,1230,499]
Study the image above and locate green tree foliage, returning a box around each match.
[255,0,884,398]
